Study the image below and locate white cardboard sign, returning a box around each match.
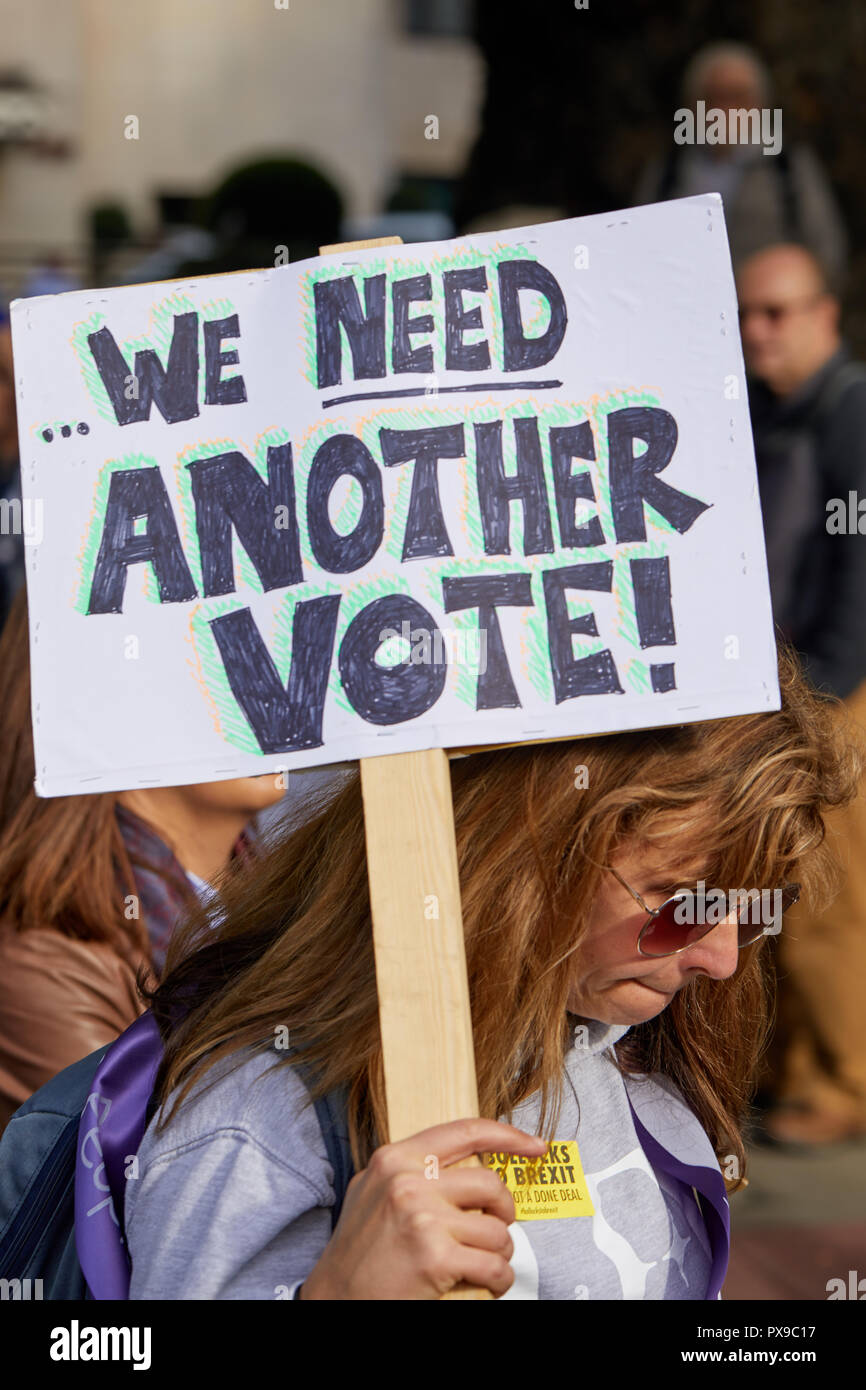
[11,195,778,796]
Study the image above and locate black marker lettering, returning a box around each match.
[307,435,384,573]
[187,444,302,597]
[88,313,199,425]
[380,424,464,560]
[88,466,197,614]
[542,561,624,700]
[203,315,247,406]
[475,417,554,555]
[209,598,340,754]
[442,572,532,709]
[443,267,491,372]
[315,274,387,388]
[608,407,709,543]
[338,595,446,724]
[498,260,567,372]
[392,275,434,375]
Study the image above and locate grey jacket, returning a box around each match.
[124,1019,729,1300]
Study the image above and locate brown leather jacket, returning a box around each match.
[0,924,151,1132]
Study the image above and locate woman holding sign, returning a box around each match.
[0,592,286,1131]
[121,643,858,1299]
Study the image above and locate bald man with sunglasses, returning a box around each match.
[739,242,866,1144]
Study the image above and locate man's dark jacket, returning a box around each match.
[749,343,866,699]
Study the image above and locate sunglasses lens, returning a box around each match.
[639,884,802,956]
[740,883,801,943]
[639,896,713,956]
[737,908,765,947]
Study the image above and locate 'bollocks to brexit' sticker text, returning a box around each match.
[484,1141,595,1220]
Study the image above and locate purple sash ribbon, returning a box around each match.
[626,1096,731,1300]
[74,1011,163,1300]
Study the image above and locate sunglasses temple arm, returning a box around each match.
[609,866,654,915]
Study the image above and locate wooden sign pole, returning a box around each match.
[320,237,491,1299]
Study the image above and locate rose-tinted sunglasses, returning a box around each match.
[608,867,801,958]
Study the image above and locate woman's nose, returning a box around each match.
[684,912,741,979]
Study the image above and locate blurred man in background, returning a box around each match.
[637,42,848,282]
[739,242,866,1143]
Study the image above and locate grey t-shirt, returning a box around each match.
[125,1020,712,1300]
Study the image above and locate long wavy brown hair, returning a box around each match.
[0,589,188,965]
[149,641,861,1183]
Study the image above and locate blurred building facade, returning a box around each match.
[0,0,483,294]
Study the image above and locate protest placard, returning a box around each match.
[11,194,777,798]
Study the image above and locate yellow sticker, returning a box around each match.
[483,1141,595,1220]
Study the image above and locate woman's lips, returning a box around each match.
[630,978,677,997]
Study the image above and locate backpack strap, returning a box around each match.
[0,1108,83,1296]
[291,1060,355,1228]
[311,1088,354,1227]
[0,1042,112,1298]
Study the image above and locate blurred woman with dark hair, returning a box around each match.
[0,589,286,1130]
[121,642,860,1300]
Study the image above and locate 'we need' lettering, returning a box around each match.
[79,251,711,755]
